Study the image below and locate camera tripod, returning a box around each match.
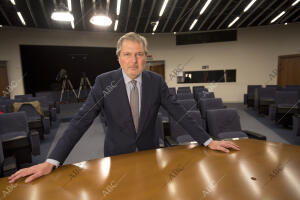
[77,73,92,100]
[59,75,78,103]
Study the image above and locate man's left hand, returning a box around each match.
[207,140,240,153]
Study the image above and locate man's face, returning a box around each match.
[118,39,146,79]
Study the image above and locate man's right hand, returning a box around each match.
[8,162,55,183]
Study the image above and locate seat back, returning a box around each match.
[177,87,191,94]
[259,87,276,99]
[275,91,299,106]
[177,99,198,112]
[199,98,225,119]
[207,108,241,138]
[176,93,194,100]
[170,111,202,139]
[247,85,262,96]
[168,88,176,96]
[197,92,215,101]
[14,94,32,101]
[0,111,28,134]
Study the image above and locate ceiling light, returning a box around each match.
[270,11,286,23]
[189,19,198,30]
[200,0,212,15]
[10,0,15,5]
[114,20,118,31]
[159,0,169,17]
[117,0,121,15]
[244,0,257,12]
[67,0,72,11]
[228,16,239,28]
[174,32,176,35]
[284,22,288,25]
[51,3,74,22]
[90,15,112,26]
[71,21,74,29]
[17,12,26,25]
[153,21,159,32]
[152,32,155,35]
[292,0,300,6]
[0,25,3,27]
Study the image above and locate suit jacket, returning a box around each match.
[48,68,210,164]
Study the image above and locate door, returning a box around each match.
[0,61,9,96]
[278,54,300,87]
[149,64,165,80]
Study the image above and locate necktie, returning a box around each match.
[130,80,139,132]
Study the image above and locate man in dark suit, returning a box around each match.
[9,32,239,183]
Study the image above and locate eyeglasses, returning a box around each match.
[121,52,146,59]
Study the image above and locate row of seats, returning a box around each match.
[157,86,265,146]
[244,85,300,135]
[0,91,61,176]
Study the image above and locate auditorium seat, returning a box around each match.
[29,96,57,122]
[169,111,205,144]
[36,91,61,113]
[14,94,32,101]
[293,114,300,136]
[206,108,248,140]
[0,112,40,164]
[197,92,215,102]
[199,98,225,120]
[269,91,299,127]
[15,103,50,137]
[245,85,261,108]
[168,88,176,96]
[255,87,276,114]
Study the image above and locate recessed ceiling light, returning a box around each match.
[152,32,155,35]
[270,11,286,23]
[0,25,3,27]
[174,32,176,35]
[159,0,169,17]
[292,0,300,6]
[189,19,198,30]
[244,0,257,12]
[51,3,74,22]
[90,15,112,26]
[200,0,212,15]
[114,20,118,31]
[17,12,26,25]
[228,17,240,28]
[284,22,288,25]
[116,0,121,15]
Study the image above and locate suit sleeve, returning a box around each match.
[48,77,104,164]
[159,77,211,145]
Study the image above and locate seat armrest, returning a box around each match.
[242,130,266,140]
[30,130,40,155]
[3,136,30,150]
[165,136,179,147]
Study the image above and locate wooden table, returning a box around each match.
[1,139,300,200]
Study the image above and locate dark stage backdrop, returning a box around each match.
[20,45,119,94]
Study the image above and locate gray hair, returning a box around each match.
[116,32,148,56]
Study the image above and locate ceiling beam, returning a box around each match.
[134,0,145,32]
[124,0,133,32]
[39,0,51,28]
[208,0,233,30]
[25,0,38,27]
[258,0,289,25]
[79,0,86,30]
[247,1,277,26]
[170,0,191,32]
[292,14,300,22]
[179,0,201,32]
[0,6,12,26]
[198,0,222,31]
[143,0,157,33]
[279,5,300,23]
[217,0,243,29]
[237,0,265,28]
[162,0,177,32]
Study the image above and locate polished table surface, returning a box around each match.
[1,139,300,200]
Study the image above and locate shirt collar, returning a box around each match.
[121,68,142,85]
